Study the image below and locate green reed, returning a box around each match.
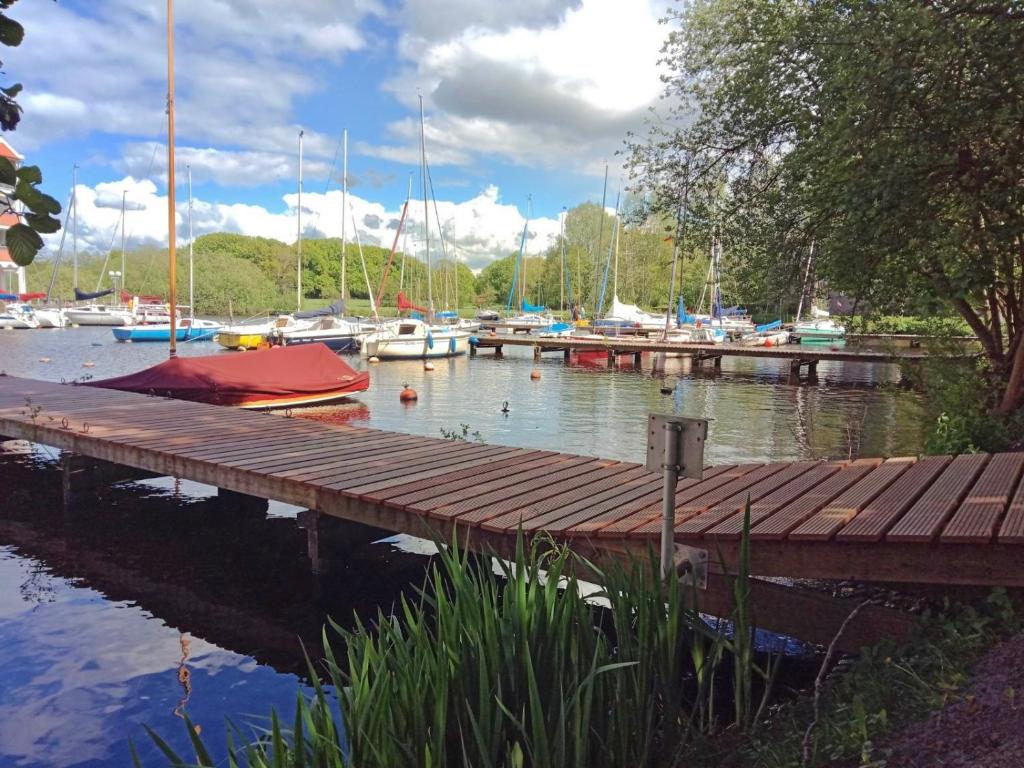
[139,505,776,767]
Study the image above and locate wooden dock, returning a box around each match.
[2,374,1021,649]
[469,334,943,378]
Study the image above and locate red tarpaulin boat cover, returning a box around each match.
[18,292,47,301]
[396,291,428,314]
[85,343,369,408]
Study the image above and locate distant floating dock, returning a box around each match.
[469,333,951,378]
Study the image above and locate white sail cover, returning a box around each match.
[811,306,831,318]
[607,297,660,324]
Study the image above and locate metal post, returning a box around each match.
[660,421,682,579]
[297,129,304,313]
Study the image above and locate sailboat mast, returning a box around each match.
[522,195,531,312]
[341,128,347,301]
[662,175,689,340]
[166,0,178,357]
[593,163,608,312]
[120,190,126,293]
[296,129,303,313]
[796,239,815,322]
[187,164,193,319]
[72,164,78,290]
[419,95,432,316]
[399,173,411,291]
[612,206,621,300]
[559,207,566,316]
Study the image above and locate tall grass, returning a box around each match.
[139,509,776,767]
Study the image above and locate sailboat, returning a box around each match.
[112,167,221,342]
[360,97,471,360]
[88,0,368,409]
[792,241,846,343]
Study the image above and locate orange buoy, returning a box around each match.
[490,330,497,337]
[764,338,773,348]
[530,369,541,380]
[400,383,418,402]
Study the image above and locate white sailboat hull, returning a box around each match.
[33,308,66,328]
[362,321,471,359]
[65,306,135,326]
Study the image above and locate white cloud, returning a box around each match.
[370,0,667,175]
[10,0,376,160]
[52,177,561,274]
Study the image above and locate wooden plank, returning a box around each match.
[591,465,752,538]
[387,453,567,510]
[790,458,917,541]
[310,441,493,486]
[424,456,599,520]
[836,456,952,542]
[998,470,1024,543]
[749,460,881,540]
[363,450,553,502]
[617,464,775,538]
[480,465,653,533]
[705,462,843,539]
[942,453,1024,543]
[460,461,632,528]
[675,462,822,536]
[347,448,530,497]
[278,440,480,485]
[522,476,670,533]
[228,433,423,471]
[887,453,990,542]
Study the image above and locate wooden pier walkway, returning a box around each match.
[470,334,944,377]
[1,374,1021,592]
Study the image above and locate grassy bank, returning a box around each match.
[137,528,1018,768]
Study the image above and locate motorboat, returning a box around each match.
[361,318,471,359]
[0,303,39,329]
[741,320,790,347]
[538,321,575,338]
[32,307,66,328]
[794,312,846,342]
[217,315,314,351]
[269,315,370,353]
[112,317,222,342]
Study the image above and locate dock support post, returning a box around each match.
[807,360,818,380]
[533,345,541,361]
[790,359,802,379]
[563,348,571,362]
[494,344,503,358]
[713,355,722,370]
[299,509,322,575]
[62,453,98,517]
[634,351,643,366]
[607,350,616,366]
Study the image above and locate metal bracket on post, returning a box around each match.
[672,544,708,589]
[646,414,709,581]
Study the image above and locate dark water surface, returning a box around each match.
[0,327,926,766]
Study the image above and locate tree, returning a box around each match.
[630,1,1024,413]
[0,0,61,265]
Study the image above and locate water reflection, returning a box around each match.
[0,446,433,767]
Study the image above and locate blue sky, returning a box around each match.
[7,0,668,271]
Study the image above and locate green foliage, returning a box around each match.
[846,315,973,337]
[439,423,483,442]
[145,522,778,767]
[0,0,61,265]
[632,0,1024,413]
[737,590,1019,768]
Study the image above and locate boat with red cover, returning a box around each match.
[86,343,369,409]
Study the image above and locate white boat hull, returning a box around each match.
[362,321,471,359]
[33,308,66,328]
[65,306,135,326]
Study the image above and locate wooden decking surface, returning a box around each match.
[1,374,1021,587]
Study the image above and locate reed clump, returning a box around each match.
[140,516,778,767]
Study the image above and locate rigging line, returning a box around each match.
[310,129,345,232]
[424,158,452,308]
[92,206,127,293]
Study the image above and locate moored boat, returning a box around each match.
[87,343,370,408]
[361,319,471,359]
[65,304,135,326]
[270,315,369,353]
[112,317,221,342]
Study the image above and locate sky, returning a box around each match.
[7,0,670,272]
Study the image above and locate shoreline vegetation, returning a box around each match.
[139,526,1020,768]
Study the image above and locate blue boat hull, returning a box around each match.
[112,326,219,342]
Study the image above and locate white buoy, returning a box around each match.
[82,361,95,368]
[368,356,380,363]
[424,361,435,371]
[39,357,51,363]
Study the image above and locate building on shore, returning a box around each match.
[0,136,27,295]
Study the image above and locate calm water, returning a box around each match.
[0,326,926,766]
